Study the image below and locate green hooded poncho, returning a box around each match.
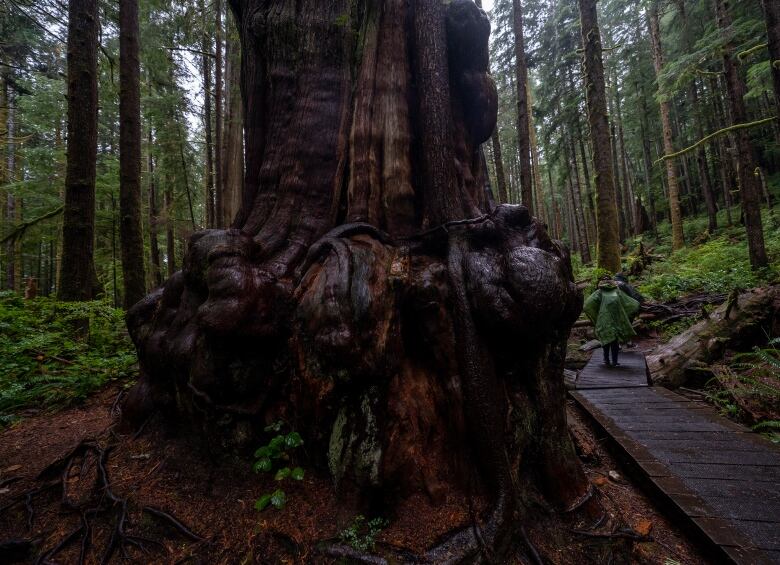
[583,281,641,345]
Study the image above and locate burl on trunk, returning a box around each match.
[124,0,597,560]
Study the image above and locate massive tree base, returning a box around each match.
[124,205,606,562]
[123,1,604,560]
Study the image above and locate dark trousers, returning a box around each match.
[602,341,619,365]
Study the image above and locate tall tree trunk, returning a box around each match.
[59,0,100,301]
[763,0,780,118]
[222,10,243,226]
[164,179,176,277]
[201,0,215,228]
[635,76,658,236]
[716,0,768,268]
[512,0,534,213]
[0,75,6,290]
[148,123,163,288]
[123,2,602,561]
[648,1,684,250]
[491,129,509,203]
[119,0,147,308]
[214,0,224,227]
[528,81,545,222]
[569,135,591,264]
[579,0,620,272]
[691,80,718,232]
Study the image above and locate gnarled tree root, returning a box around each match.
[0,437,204,564]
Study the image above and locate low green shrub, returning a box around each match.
[0,293,137,426]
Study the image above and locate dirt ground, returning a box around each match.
[0,380,710,564]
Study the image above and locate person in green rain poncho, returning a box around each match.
[583,276,641,367]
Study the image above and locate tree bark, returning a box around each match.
[201,0,215,228]
[221,10,243,226]
[214,0,224,227]
[512,0,534,213]
[578,0,621,272]
[763,0,780,118]
[715,0,768,269]
[647,286,780,388]
[119,0,147,308]
[691,80,718,232]
[648,1,685,250]
[123,1,600,561]
[148,122,163,288]
[59,0,100,301]
[491,129,509,203]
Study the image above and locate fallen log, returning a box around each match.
[646,286,780,387]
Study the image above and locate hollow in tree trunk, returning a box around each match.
[124,1,601,560]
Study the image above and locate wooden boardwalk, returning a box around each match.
[570,351,780,565]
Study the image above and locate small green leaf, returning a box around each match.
[253,458,273,473]
[285,431,303,448]
[270,489,286,509]
[269,435,286,453]
[291,467,305,481]
[254,446,271,459]
[255,494,272,511]
[274,467,291,481]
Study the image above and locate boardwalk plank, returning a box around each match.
[571,352,780,565]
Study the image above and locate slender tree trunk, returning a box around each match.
[148,123,163,287]
[763,0,780,118]
[716,0,768,268]
[692,80,718,232]
[648,1,684,250]
[0,75,6,290]
[214,0,224,227]
[527,81,545,221]
[491,129,509,203]
[59,0,99,301]
[119,0,147,308]
[512,0,534,213]
[165,179,176,277]
[569,135,591,264]
[578,0,621,272]
[610,121,627,241]
[614,84,636,233]
[201,0,215,228]
[637,89,658,235]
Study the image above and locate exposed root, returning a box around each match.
[0,434,204,564]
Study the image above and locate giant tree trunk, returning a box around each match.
[648,1,685,251]
[716,0,768,269]
[124,1,598,561]
[578,0,621,272]
[59,0,99,301]
[119,0,147,308]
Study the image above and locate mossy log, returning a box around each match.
[647,285,780,387]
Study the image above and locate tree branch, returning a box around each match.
[655,117,777,164]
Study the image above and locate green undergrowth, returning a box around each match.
[574,208,780,302]
[705,338,780,443]
[0,292,137,427]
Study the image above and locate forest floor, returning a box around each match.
[0,377,709,564]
